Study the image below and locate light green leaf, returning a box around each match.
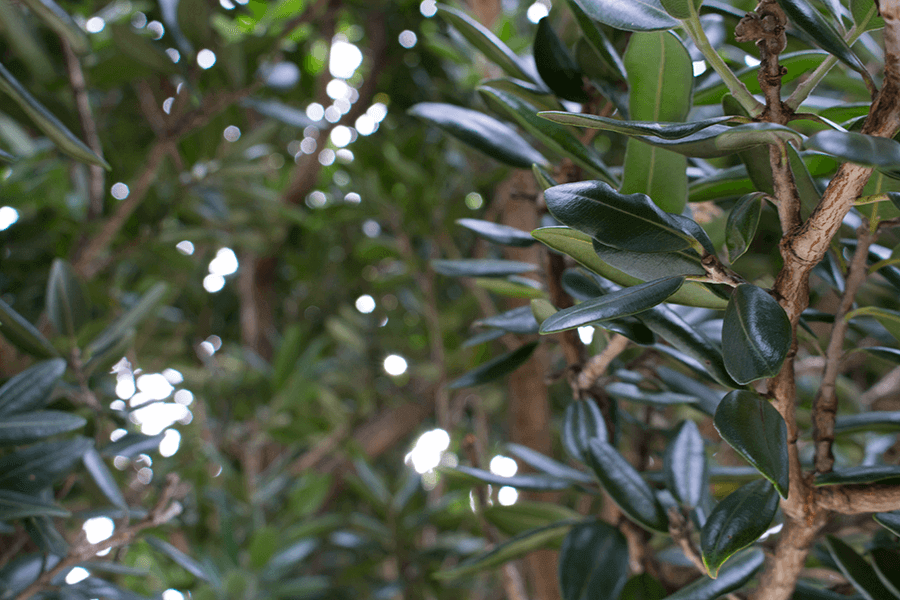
[664,420,708,508]
[0,358,66,417]
[558,520,629,600]
[725,193,764,263]
[722,284,791,384]
[660,0,702,19]
[448,342,538,389]
[851,0,884,32]
[0,410,86,446]
[570,0,678,31]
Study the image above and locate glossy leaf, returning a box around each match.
[534,18,588,102]
[87,282,168,356]
[621,31,692,213]
[664,420,708,508]
[700,479,779,578]
[539,113,733,139]
[722,284,791,384]
[792,581,860,600]
[714,390,790,497]
[570,0,678,31]
[835,411,900,434]
[541,277,685,333]
[146,536,213,582]
[592,240,706,280]
[408,103,548,169]
[656,366,724,415]
[457,219,535,247]
[83,447,128,510]
[101,432,164,458]
[665,548,765,600]
[453,465,574,491]
[715,123,804,152]
[564,0,627,80]
[0,62,109,168]
[46,258,89,338]
[826,536,896,600]
[845,306,900,343]
[558,520,629,600]
[434,521,577,580]
[587,439,669,532]
[874,511,900,537]
[0,490,69,520]
[806,130,900,169]
[0,358,66,417]
[506,442,594,484]
[725,193,764,263]
[0,411,86,446]
[814,465,900,486]
[0,298,59,359]
[562,400,608,463]
[448,341,538,388]
[476,306,539,334]
[621,573,667,600]
[0,437,92,493]
[871,549,900,599]
[432,258,537,278]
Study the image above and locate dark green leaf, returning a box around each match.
[620,573,667,600]
[0,411,86,446]
[17,0,89,54]
[485,501,583,537]
[587,440,669,532]
[87,282,168,356]
[0,298,60,358]
[83,448,128,510]
[241,98,314,128]
[558,520,629,600]
[476,306,539,334]
[539,113,733,139]
[792,581,860,600]
[564,0,627,80]
[408,102,548,169]
[146,536,212,582]
[457,219,536,247]
[110,23,180,76]
[453,465,574,491]
[570,0,678,31]
[826,536,896,600]
[605,381,699,406]
[46,258,89,338]
[845,306,900,343]
[815,465,900,486]
[562,400,608,464]
[665,548,765,599]
[715,123,804,152]
[449,342,539,389]
[806,131,900,169]
[722,284,792,384]
[432,258,538,278]
[874,511,900,537]
[540,277,685,334]
[714,390,790,497]
[726,193,764,263]
[0,358,66,417]
[592,240,706,280]
[0,490,69,520]
[435,520,577,580]
[835,411,900,434]
[0,438,92,493]
[871,548,900,598]
[478,86,616,181]
[700,479,779,577]
[506,442,595,484]
[534,17,588,102]
[664,420,708,508]
[24,515,69,556]
[656,366,724,416]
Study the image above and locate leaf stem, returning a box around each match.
[786,25,864,111]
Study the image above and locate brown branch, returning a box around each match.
[817,482,900,513]
[812,226,873,473]
[576,334,629,394]
[769,142,803,234]
[735,0,791,124]
[667,508,706,575]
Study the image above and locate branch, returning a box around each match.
[576,334,629,394]
[818,482,900,513]
[667,508,707,575]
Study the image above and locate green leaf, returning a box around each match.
[351,459,390,506]
[792,581,861,600]
[16,0,89,54]
[432,258,538,278]
[452,465,574,491]
[779,0,875,93]
[835,410,900,434]
[241,98,314,128]
[478,86,616,182]
[87,282,168,356]
[570,0,678,31]
[408,103,548,169]
[694,51,829,106]
[700,479,779,578]
[506,442,595,484]
[0,358,66,417]
[0,63,109,168]
[109,24,180,75]
[46,258,89,338]
[825,536,897,600]
[539,113,733,139]
[592,240,706,280]
[660,0,702,19]
[436,4,536,82]
[261,539,317,582]
[807,130,900,170]
[448,342,539,389]
[621,31,693,213]
[146,536,213,582]
[0,299,60,359]
[540,277,685,334]
[476,306,539,334]
[715,123,805,152]
[544,181,696,253]
[605,382,699,406]
[815,466,900,486]
[845,306,900,343]
[664,420,708,508]
[562,400,608,463]
[0,437,92,493]
[475,277,546,299]
[534,17,589,103]
[24,516,69,557]
[0,490,69,520]
[874,511,900,537]
[725,193,764,263]
[722,284,792,384]
[0,410,86,446]
[871,548,900,598]
[558,520,629,600]
[101,432,164,458]
[656,366,724,416]
[485,502,583,537]
[665,548,765,600]
[620,573,667,600]
[587,439,669,532]
[851,0,884,32]
[434,520,577,580]
[83,448,128,510]
[456,219,536,247]
[714,390,790,497]
[564,0,627,81]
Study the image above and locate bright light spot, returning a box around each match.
[759,521,784,542]
[399,30,417,48]
[220,125,241,142]
[384,354,408,376]
[300,137,317,154]
[489,455,518,477]
[159,429,181,457]
[578,326,594,345]
[86,17,105,33]
[137,467,153,484]
[336,149,354,163]
[166,48,181,63]
[405,428,450,473]
[345,192,361,204]
[113,456,129,469]
[198,341,215,357]
[162,369,183,385]
[498,486,519,505]
[420,0,437,17]
[324,106,341,123]
[131,403,190,436]
[110,399,125,411]
[111,182,130,200]
[355,114,377,136]
[0,206,19,230]
[162,97,174,114]
[203,274,225,293]
[137,373,174,400]
[262,62,300,89]
[329,41,363,79]
[334,170,351,186]
[83,517,114,544]
[334,98,351,114]
[116,374,135,400]
[355,294,376,314]
[162,590,185,600]
[306,103,325,121]
[362,219,380,237]
[176,240,194,255]
[307,191,327,208]
[197,49,217,69]
[692,60,707,76]
[326,79,351,101]
[132,12,147,28]
[465,192,483,210]
[147,20,164,39]
[220,0,235,8]
[66,567,90,585]
[209,247,239,276]
[330,126,352,148]
[110,428,127,442]
[526,2,549,23]
[368,103,388,122]
[744,55,761,67]
[207,335,222,350]
[174,389,194,405]
[319,149,336,166]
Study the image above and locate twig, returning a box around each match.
[576,334,629,394]
[667,508,707,575]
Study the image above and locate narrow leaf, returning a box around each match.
[825,536,896,600]
[714,391,790,497]
[805,131,900,169]
[570,0,678,31]
[0,437,92,493]
[485,502,583,537]
[432,258,537,278]
[146,536,212,582]
[0,490,69,520]
[605,381,699,406]
[0,411,86,446]
[562,400,608,464]
[83,448,128,509]
[506,442,594,484]
[101,432,164,458]
[558,520,629,600]
[722,284,792,384]
[448,342,538,389]
[24,516,69,556]
[814,465,900,486]
[453,465,573,491]
[0,358,66,417]
[539,113,733,139]
[700,479,779,578]
[874,511,900,537]
[835,411,900,434]
[476,306,539,334]
[110,24,180,75]
[714,123,804,153]
[564,0,627,80]
[0,298,60,358]
[241,98,314,128]
[725,193,764,263]
[656,366,725,415]
[664,548,765,600]
[871,548,900,598]
[17,0,88,54]
[46,258,89,338]
[851,0,884,32]
[664,420,708,508]
[86,283,168,356]
[457,219,535,247]
[534,18,589,102]
[845,306,900,344]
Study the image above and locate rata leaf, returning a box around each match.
[0,359,66,417]
[725,193,764,263]
[664,549,765,600]
[562,400,609,464]
[570,0,678,31]
[558,520,629,600]
[534,17,589,102]
[805,131,900,169]
[722,284,791,384]
[664,420,708,508]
